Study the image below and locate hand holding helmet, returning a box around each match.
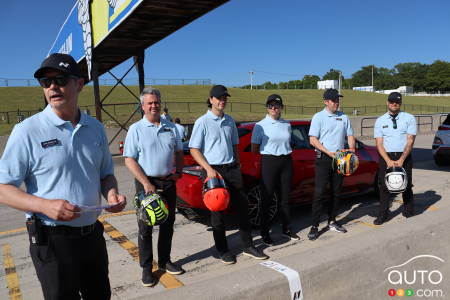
[333,150,359,176]
[385,167,408,193]
[133,191,169,226]
[203,175,230,211]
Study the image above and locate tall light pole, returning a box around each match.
[371,65,374,92]
[249,70,254,90]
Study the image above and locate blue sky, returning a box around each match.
[1,0,449,87]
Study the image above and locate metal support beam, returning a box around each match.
[92,62,102,122]
[134,50,145,94]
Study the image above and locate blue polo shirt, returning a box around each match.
[189,110,239,165]
[123,117,183,177]
[374,111,416,152]
[308,108,354,152]
[0,105,114,227]
[251,115,292,155]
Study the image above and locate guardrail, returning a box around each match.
[439,113,449,125]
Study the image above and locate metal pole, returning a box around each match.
[92,62,102,122]
[249,71,254,90]
[371,65,374,92]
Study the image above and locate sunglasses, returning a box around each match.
[267,103,282,109]
[388,101,401,105]
[38,75,77,88]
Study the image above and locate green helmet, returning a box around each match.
[133,192,169,226]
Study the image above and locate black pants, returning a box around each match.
[28,221,110,300]
[203,163,253,254]
[311,155,344,227]
[377,152,414,218]
[135,177,177,269]
[260,154,293,233]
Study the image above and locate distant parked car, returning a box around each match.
[176,120,380,226]
[432,113,450,166]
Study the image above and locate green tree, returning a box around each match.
[302,75,320,89]
[394,62,428,91]
[322,68,343,81]
[374,67,397,90]
[351,65,376,87]
[425,60,450,92]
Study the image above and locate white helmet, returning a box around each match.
[385,167,407,193]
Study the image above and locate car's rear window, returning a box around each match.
[237,127,251,138]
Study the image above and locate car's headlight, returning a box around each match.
[433,137,443,145]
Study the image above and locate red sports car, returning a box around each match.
[176,120,379,226]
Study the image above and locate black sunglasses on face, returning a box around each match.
[38,75,77,88]
[267,103,282,109]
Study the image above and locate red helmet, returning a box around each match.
[203,177,230,211]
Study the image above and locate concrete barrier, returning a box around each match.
[141,206,450,300]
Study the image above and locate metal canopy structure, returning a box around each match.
[49,0,228,146]
[77,0,228,79]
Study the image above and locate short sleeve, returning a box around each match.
[251,124,263,145]
[407,116,417,135]
[231,122,239,145]
[188,119,204,149]
[99,126,114,179]
[308,113,321,137]
[374,118,382,138]
[345,116,354,136]
[0,125,30,187]
[123,124,139,158]
[173,126,183,151]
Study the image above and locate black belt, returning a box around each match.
[211,162,238,169]
[148,175,172,181]
[42,221,97,236]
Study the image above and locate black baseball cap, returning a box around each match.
[34,53,81,79]
[266,94,283,106]
[209,85,231,98]
[323,88,343,101]
[388,92,402,103]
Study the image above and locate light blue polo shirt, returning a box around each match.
[251,115,292,155]
[309,108,354,152]
[123,117,183,177]
[374,111,416,152]
[175,123,186,139]
[0,105,114,227]
[189,110,239,165]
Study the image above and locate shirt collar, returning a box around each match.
[142,116,170,128]
[43,105,85,127]
[206,109,225,121]
[323,108,340,117]
[264,114,283,124]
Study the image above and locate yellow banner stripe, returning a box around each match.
[100,219,184,289]
[2,244,22,300]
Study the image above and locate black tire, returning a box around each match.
[247,184,278,227]
[434,155,448,166]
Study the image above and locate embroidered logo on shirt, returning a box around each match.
[336,118,342,121]
[163,128,172,132]
[382,125,388,128]
[41,139,60,149]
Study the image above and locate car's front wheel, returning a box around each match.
[433,155,448,166]
[247,184,278,227]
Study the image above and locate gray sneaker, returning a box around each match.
[328,222,347,233]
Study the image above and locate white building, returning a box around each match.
[381,86,414,94]
[353,86,374,92]
[317,80,338,90]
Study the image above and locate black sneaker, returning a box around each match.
[282,230,300,241]
[373,215,387,225]
[307,226,319,240]
[220,252,237,265]
[159,261,185,275]
[243,246,269,260]
[261,234,274,245]
[328,222,347,233]
[142,268,157,287]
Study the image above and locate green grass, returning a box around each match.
[0,85,449,136]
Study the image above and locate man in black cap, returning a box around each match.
[307,88,355,240]
[0,53,126,299]
[373,92,416,225]
[189,85,269,264]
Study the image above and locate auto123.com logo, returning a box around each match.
[384,255,445,298]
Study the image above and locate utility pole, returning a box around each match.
[371,65,374,92]
[338,71,342,93]
[249,70,254,90]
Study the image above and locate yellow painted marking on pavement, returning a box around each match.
[100,219,184,289]
[351,220,380,228]
[2,244,23,300]
[427,205,439,211]
[0,228,26,236]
